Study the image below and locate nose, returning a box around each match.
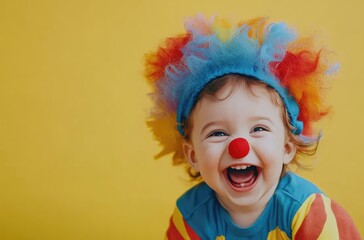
[228,138,250,159]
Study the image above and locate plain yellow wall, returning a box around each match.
[0,0,363,239]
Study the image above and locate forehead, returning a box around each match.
[190,81,286,129]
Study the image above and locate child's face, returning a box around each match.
[183,81,296,212]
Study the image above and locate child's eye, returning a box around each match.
[250,126,268,133]
[207,131,228,138]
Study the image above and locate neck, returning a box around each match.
[229,207,265,228]
[218,198,267,228]
[216,182,277,228]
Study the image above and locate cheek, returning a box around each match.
[195,144,226,168]
[254,140,285,164]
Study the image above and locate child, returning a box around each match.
[144,16,361,239]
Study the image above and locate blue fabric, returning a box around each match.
[176,172,323,239]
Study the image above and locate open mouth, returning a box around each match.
[226,165,259,190]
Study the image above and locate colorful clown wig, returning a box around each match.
[144,15,336,173]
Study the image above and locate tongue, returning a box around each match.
[228,167,255,184]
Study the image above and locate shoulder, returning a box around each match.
[166,182,222,240]
[275,172,323,202]
[278,173,361,239]
[265,172,323,237]
[271,172,324,217]
[177,182,217,219]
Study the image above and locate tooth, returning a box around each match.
[230,165,253,170]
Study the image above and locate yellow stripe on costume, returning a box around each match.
[267,227,290,240]
[317,195,339,239]
[172,207,191,240]
[291,193,316,234]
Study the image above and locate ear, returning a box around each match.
[283,138,296,164]
[182,140,200,172]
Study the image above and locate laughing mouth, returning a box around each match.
[226,165,259,189]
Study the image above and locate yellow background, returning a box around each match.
[0,0,363,239]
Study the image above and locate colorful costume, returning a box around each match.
[166,173,360,239]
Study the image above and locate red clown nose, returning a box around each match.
[228,138,250,159]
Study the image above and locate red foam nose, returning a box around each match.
[228,138,250,159]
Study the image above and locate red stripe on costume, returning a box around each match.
[331,200,361,240]
[295,194,327,240]
[166,217,185,240]
[183,218,201,240]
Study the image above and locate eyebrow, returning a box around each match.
[200,121,224,136]
[249,116,274,125]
